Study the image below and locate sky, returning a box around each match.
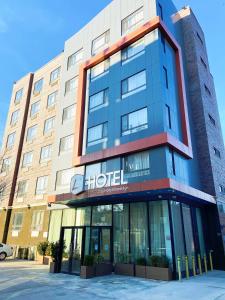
[0,0,224,146]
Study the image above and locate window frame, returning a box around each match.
[121,7,144,36]
[14,88,23,104]
[59,135,74,155]
[26,125,37,142]
[87,122,108,147]
[50,67,60,84]
[89,88,109,112]
[67,48,83,69]
[22,151,33,168]
[40,144,52,163]
[10,109,20,126]
[17,180,28,197]
[30,101,40,118]
[121,70,146,98]
[33,78,43,94]
[121,107,148,136]
[35,176,48,195]
[91,30,110,56]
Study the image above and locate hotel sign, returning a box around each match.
[70,170,128,195]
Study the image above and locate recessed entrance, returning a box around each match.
[59,226,112,275]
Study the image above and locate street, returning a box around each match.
[0,260,225,299]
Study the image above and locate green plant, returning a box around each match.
[148,255,169,268]
[83,255,95,266]
[116,252,132,264]
[136,257,146,266]
[48,241,61,263]
[37,241,49,264]
[95,255,104,264]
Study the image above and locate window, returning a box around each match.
[59,135,74,154]
[213,147,221,158]
[163,66,168,89]
[122,7,144,35]
[89,89,108,112]
[50,67,60,83]
[90,59,109,80]
[12,212,23,231]
[44,117,55,135]
[219,185,225,194]
[158,3,163,20]
[31,210,44,231]
[1,157,11,173]
[47,91,57,108]
[62,104,75,123]
[6,132,16,149]
[166,104,172,129]
[30,101,40,117]
[122,151,150,178]
[196,32,203,45]
[40,145,52,162]
[10,109,20,125]
[15,88,23,104]
[169,149,176,176]
[205,84,211,97]
[17,181,28,197]
[121,107,148,136]
[56,168,74,190]
[200,57,207,69]
[208,114,216,126]
[35,176,48,195]
[26,125,37,141]
[22,151,33,167]
[87,122,108,147]
[121,38,145,63]
[65,77,78,94]
[92,30,110,56]
[122,70,146,97]
[33,78,43,94]
[67,49,83,69]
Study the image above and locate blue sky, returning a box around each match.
[0,0,224,146]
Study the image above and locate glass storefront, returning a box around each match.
[48,200,207,277]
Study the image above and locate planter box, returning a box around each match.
[135,265,146,278]
[95,263,113,276]
[146,266,172,281]
[49,262,56,273]
[114,263,135,276]
[80,266,95,279]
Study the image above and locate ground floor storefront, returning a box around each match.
[48,199,216,279]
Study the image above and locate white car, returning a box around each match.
[0,243,13,260]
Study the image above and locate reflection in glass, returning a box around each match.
[149,201,172,260]
[61,228,72,273]
[130,202,148,261]
[170,201,185,271]
[48,210,62,242]
[75,207,91,226]
[182,204,195,268]
[92,205,112,226]
[62,209,76,227]
[196,208,206,257]
[113,204,129,262]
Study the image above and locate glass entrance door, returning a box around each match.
[90,227,111,262]
[60,227,84,274]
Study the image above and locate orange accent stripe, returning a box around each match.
[73,16,193,167]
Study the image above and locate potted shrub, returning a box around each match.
[146,255,172,281]
[95,255,113,277]
[114,253,135,276]
[37,241,49,264]
[48,241,61,273]
[135,257,146,278]
[80,255,95,279]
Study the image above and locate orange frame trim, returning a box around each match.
[73,16,193,167]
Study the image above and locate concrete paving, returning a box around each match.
[0,260,225,300]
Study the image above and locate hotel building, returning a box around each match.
[0,0,225,277]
